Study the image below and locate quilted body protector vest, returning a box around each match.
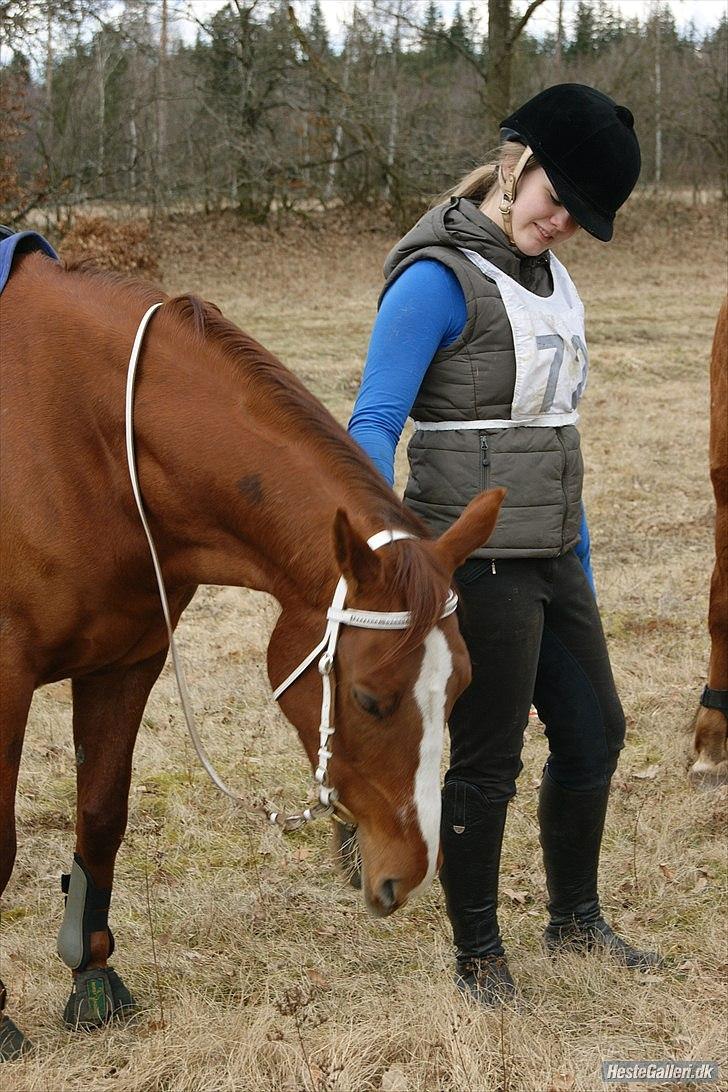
[394,201,588,558]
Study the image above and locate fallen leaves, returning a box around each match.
[380,1067,411,1092]
[547,1072,576,1092]
[305,967,330,990]
[502,887,531,905]
[633,763,661,780]
[691,868,710,895]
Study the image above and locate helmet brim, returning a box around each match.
[499,126,614,241]
[539,158,614,242]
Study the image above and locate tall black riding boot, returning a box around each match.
[439,779,517,1006]
[538,769,661,970]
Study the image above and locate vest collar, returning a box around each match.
[444,197,551,281]
[383,196,553,297]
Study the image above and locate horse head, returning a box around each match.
[269,488,504,916]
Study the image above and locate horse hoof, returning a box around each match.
[689,764,728,789]
[689,755,728,788]
[63,967,137,1030]
[0,1014,32,1061]
[106,968,138,1019]
[333,821,362,890]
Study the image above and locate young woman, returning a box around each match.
[348,84,661,1005]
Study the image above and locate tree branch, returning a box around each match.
[508,0,549,47]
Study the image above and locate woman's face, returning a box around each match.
[509,166,579,255]
[481,163,580,255]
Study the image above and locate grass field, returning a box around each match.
[3,197,727,1092]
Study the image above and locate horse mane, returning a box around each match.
[62,265,448,662]
[164,294,451,663]
[164,292,420,528]
[163,295,452,663]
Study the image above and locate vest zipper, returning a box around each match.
[555,429,569,550]
[481,436,495,572]
[479,435,490,491]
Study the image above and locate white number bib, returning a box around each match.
[459,248,588,426]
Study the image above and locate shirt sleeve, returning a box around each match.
[575,503,596,596]
[348,259,467,486]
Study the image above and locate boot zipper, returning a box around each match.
[452,781,466,833]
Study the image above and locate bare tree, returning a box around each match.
[486,0,548,131]
[3,0,725,224]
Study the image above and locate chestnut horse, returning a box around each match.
[692,297,728,783]
[0,248,503,1057]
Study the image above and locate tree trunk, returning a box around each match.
[383,1,402,203]
[45,8,53,109]
[555,0,564,74]
[654,6,662,187]
[130,116,138,195]
[157,0,168,168]
[96,40,106,191]
[324,32,351,202]
[487,0,511,138]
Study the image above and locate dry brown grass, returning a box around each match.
[3,198,727,1092]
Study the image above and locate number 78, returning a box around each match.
[537,333,589,413]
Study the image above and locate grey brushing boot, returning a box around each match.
[439,780,518,1007]
[538,770,662,970]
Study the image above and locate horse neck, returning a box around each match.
[132,310,408,611]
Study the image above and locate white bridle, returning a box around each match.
[124,303,458,831]
[271,531,458,826]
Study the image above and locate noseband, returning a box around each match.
[125,303,458,832]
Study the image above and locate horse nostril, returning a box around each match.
[378,878,398,912]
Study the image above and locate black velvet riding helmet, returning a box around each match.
[500,83,641,241]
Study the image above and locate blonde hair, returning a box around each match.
[434,141,539,207]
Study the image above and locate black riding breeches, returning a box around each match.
[445,550,626,804]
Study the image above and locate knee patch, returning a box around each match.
[57,855,115,971]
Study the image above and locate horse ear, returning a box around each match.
[333,509,383,591]
[433,488,506,574]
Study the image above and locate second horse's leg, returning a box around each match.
[59,651,167,1029]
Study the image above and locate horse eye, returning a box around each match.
[352,686,399,720]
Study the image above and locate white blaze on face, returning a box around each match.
[410,627,452,898]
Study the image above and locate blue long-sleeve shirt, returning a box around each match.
[348,258,595,592]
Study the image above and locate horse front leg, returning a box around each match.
[59,650,167,1030]
[691,559,728,785]
[0,665,34,1060]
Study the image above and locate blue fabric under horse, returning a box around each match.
[0,226,58,296]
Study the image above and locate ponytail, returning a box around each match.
[433,142,538,208]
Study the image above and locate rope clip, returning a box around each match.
[318,652,334,676]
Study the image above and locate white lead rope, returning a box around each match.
[124,302,251,807]
[124,303,458,832]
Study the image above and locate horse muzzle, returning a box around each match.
[364,875,408,918]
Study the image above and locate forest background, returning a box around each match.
[1,0,727,234]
